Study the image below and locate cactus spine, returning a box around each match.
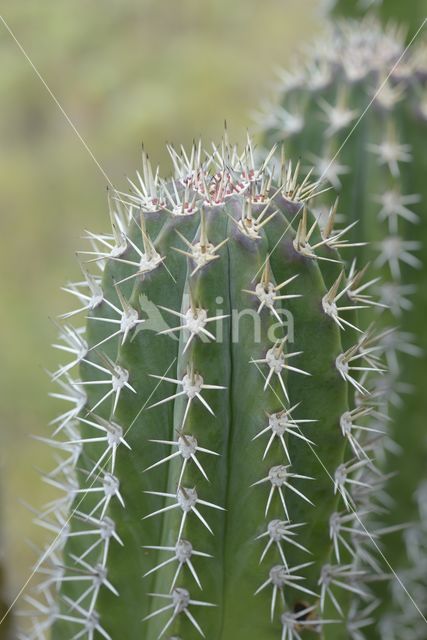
[258,17,427,638]
[19,136,392,639]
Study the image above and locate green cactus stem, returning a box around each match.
[19,136,391,640]
[258,17,427,637]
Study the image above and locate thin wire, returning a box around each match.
[0,14,115,189]
[0,14,180,287]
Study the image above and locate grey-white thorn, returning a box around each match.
[147,365,226,427]
[251,465,313,519]
[172,214,229,275]
[318,564,368,616]
[72,471,124,519]
[329,511,372,563]
[52,324,88,381]
[60,265,104,320]
[80,196,131,262]
[145,434,219,486]
[162,178,200,217]
[375,236,422,281]
[347,598,380,640]
[243,269,300,325]
[49,374,87,435]
[143,588,216,639]
[335,334,385,397]
[345,261,384,310]
[293,207,354,262]
[67,512,123,565]
[322,271,371,333]
[318,93,359,137]
[339,408,384,459]
[69,415,131,477]
[334,458,373,511]
[306,152,350,190]
[109,213,164,286]
[56,596,111,640]
[252,404,316,462]
[251,337,310,403]
[255,562,316,621]
[143,486,225,540]
[374,190,420,234]
[157,302,228,353]
[76,353,135,416]
[125,151,164,211]
[377,282,416,317]
[143,538,212,590]
[58,555,118,617]
[256,519,310,567]
[367,129,412,178]
[17,589,59,640]
[87,286,144,351]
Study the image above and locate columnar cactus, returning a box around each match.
[20,137,392,639]
[325,0,426,37]
[258,17,427,637]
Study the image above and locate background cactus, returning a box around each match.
[19,137,394,639]
[325,0,426,38]
[258,16,427,637]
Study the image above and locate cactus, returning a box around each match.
[18,135,395,640]
[258,16,427,637]
[325,0,426,38]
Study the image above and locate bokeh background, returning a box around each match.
[0,0,320,607]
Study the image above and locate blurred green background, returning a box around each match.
[0,0,319,609]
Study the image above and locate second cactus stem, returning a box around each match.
[258,16,427,638]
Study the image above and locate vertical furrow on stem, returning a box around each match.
[220,199,289,639]
[144,207,231,640]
